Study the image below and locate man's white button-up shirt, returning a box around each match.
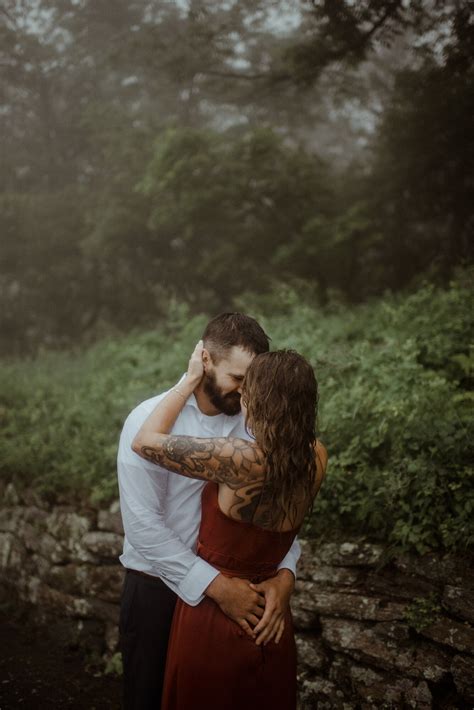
[117,385,301,606]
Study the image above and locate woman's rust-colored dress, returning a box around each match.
[161,482,299,710]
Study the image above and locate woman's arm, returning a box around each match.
[131,341,265,487]
[132,433,265,488]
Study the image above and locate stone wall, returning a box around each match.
[1,483,473,709]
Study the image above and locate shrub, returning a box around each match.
[1,273,473,553]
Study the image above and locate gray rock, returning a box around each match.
[394,552,474,589]
[26,579,83,616]
[0,506,24,533]
[299,676,350,710]
[105,622,119,653]
[442,584,474,624]
[292,581,408,622]
[298,540,362,585]
[372,621,411,644]
[22,506,49,526]
[82,531,123,559]
[38,533,68,564]
[366,568,437,601]
[0,531,26,571]
[45,509,95,562]
[97,509,123,535]
[451,654,474,703]
[46,508,91,536]
[4,483,20,506]
[24,553,51,580]
[420,615,474,653]
[349,664,432,709]
[22,578,120,624]
[317,541,385,567]
[321,617,451,682]
[21,489,47,509]
[46,563,124,603]
[296,634,329,673]
[292,604,321,631]
[86,597,120,624]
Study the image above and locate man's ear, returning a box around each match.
[202,348,211,371]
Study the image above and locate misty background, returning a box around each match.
[0,0,473,558]
[1,0,472,356]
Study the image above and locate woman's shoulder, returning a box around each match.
[313,439,328,495]
[315,439,328,467]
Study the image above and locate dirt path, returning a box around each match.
[0,611,122,709]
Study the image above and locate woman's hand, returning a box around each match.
[185,340,205,388]
[250,569,294,645]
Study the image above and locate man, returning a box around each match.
[117,313,300,709]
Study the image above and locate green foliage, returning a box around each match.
[136,126,332,309]
[0,306,207,504]
[403,593,442,633]
[0,190,90,354]
[1,274,472,554]
[240,272,474,553]
[104,653,123,677]
[1,2,472,356]
[369,23,474,289]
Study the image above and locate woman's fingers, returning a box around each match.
[274,619,285,644]
[252,598,276,635]
[186,340,204,383]
[255,613,286,645]
[239,619,255,639]
[256,615,280,645]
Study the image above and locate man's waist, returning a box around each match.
[125,567,169,586]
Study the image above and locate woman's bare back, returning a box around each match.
[217,440,328,532]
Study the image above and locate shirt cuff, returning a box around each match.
[277,560,297,580]
[177,557,220,606]
[277,542,300,580]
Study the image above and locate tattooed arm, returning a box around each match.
[132,433,265,488]
[131,340,265,487]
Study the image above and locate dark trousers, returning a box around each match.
[119,569,178,710]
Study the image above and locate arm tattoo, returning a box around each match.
[140,435,265,488]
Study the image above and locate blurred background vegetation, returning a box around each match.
[1,1,473,553]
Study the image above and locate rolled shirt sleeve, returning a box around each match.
[277,536,301,579]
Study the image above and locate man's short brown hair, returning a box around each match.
[202,312,270,363]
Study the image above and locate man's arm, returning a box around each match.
[119,407,265,634]
[118,412,218,606]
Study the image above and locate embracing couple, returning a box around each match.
[117,312,328,709]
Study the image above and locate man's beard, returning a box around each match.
[202,370,241,416]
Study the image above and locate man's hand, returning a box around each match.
[205,574,265,638]
[250,568,295,646]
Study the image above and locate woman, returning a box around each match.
[132,342,327,710]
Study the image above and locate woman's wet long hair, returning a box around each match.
[241,349,319,529]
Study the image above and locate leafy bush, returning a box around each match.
[1,273,473,553]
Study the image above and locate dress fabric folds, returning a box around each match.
[161,482,299,710]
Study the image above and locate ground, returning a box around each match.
[0,610,122,710]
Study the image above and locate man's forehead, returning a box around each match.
[221,346,255,372]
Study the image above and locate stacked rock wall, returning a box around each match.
[1,483,473,709]
[294,540,474,708]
